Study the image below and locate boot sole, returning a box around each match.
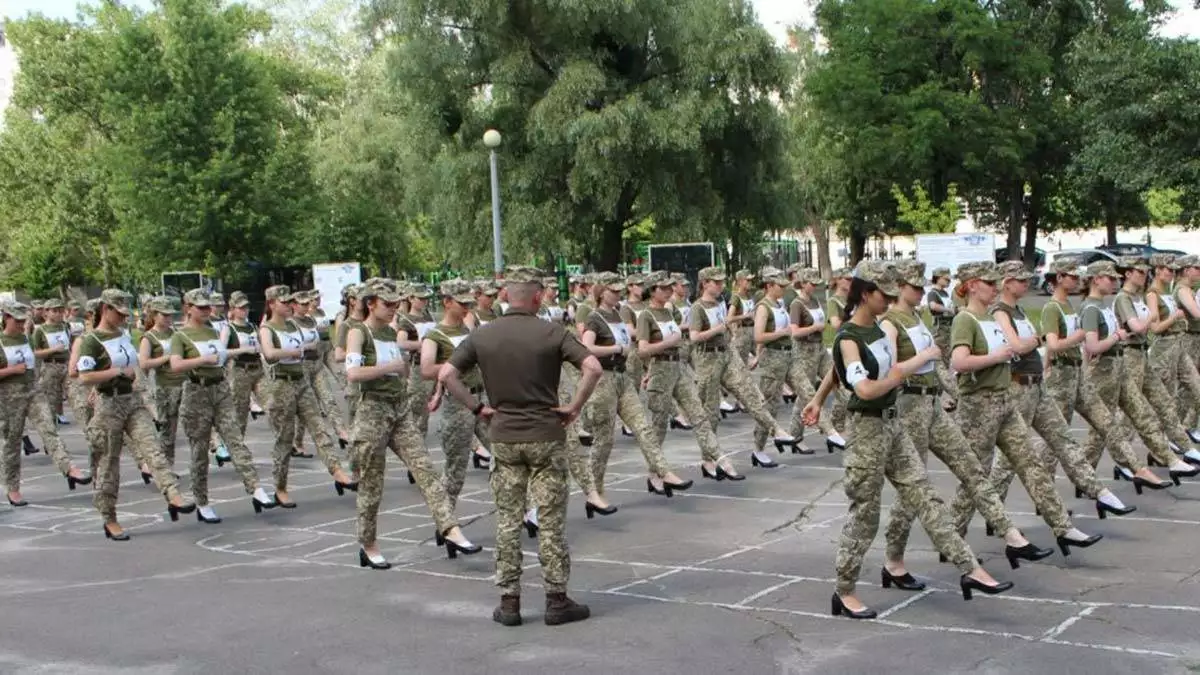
[544,609,591,626]
[492,611,522,627]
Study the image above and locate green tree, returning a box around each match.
[891,181,961,234]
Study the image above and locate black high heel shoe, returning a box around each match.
[359,548,391,570]
[166,501,196,522]
[1169,465,1199,485]
[1133,475,1171,494]
[1074,488,1085,499]
[445,537,483,559]
[140,470,152,485]
[407,471,416,484]
[826,439,845,453]
[1005,543,1054,569]
[578,434,594,447]
[333,479,359,496]
[21,435,39,456]
[782,394,797,405]
[197,509,222,524]
[830,593,876,619]
[523,520,538,538]
[339,438,349,450]
[663,478,693,491]
[1056,533,1103,556]
[472,453,490,469]
[701,465,724,481]
[585,502,618,519]
[66,474,93,491]
[881,568,926,591]
[252,495,277,513]
[669,418,694,431]
[751,454,778,469]
[7,496,28,507]
[621,426,634,437]
[1112,466,1131,481]
[960,575,1013,601]
[103,524,130,541]
[647,478,673,498]
[275,498,297,509]
[1096,501,1135,520]
[250,410,264,421]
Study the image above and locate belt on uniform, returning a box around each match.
[303,353,320,361]
[902,384,941,396]
[1123,343,1149,351]
[654,354,682,362]
[694,344,727,353]
[233,360,262,369]
[189,375,225,387]
[97,386,134,397]
[43,357,67,364]
[270,371,306,381]
[1050,357,1081,367]
[853,407,897,419]
[1012,373,1043,385]
[765,343,792,351]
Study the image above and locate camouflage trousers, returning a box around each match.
[949,390,1072,537]
[884,391,1014,561]
[645,358,722,463]
[991,380,1105,502]
[556,366,596,495]
[836,411,976,595]
[1083,354,1174,467]
[1038,361,1144,475]
[408,367,433,437]
[0,380,75,492]
[181,380,260,506]
[693,347,777,440]
[560,362,592,433]
[152,383,182,465]
[1150,335,1200,432]
[227,363,264,439]
[793,342,841,438]
[86,391,181,520]
[755,347,814,445]
[263,375,345,491]
[38,361,68,416]
[586,369,671,492]
[439,391,491,510]
[67,377,93,428]
[932,320,959,404]
[295,357,347,449]
[1184,334,1200,429]
[492,440,570,596]
[354,393,456,544]
[731,325,754,362]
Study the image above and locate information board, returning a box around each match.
[313,262,362,318]
[914,233,995,286]
[648,243,715,291]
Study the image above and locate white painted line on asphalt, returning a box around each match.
[1039,605,1098,640]
[737,578,802,606]
[876,589,935,619]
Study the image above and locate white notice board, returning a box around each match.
[914,233,995,284]
[312,262,362,318]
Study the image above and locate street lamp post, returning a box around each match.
[483,129,503,277]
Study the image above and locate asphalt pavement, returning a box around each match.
[2,392,1200,675]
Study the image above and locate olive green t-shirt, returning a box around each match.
[1040,299,1080,363]
[32,321,72,361]
[262,320,306,377]
[1079,298,1119,356]
[1113,291,1149,346]
[618,300,645,327]
[294,315,321,360]
[586,306,629,369]
[77,329,139,390]
[925,289,955,320]
[883,308,937,387]
[827,294,847,325]
[635,306,682,356]
[832,321,897,410]
[473,306,500,326]
[789,295,826,344]
[992,301,1041,374]
[228,320,261,364]
[755,299,792,348]
[1151,287,1184,336]
[314,309,332,342]
[688,299,729,349]
[349,321,405,395]
[728,293,754,326]
[0,333,37,384]
[1178,283,1200,333]
[426,323,481,387]
[574,300,595,328]
[170,326,236,379]
[950,308,1010,394]
[144,328,186,387]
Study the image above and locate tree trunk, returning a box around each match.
[807,206,832,276]
[1104,195,1118,246]
[99,243,112,287]
[728,219,742,270]
[849,227,866,266]
[1005,182,1023,261]
[1022,181,1042,269]
[596,183,637,271]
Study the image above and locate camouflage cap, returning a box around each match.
[853,261,901,296]
[0,300,30,321]
[98,288,133,315]
[894,260,927,288]
[1148,253,1178,270]
[505,265,546,285]
[833,267,854,280]
[210,292,226,306]
[361,280,403,303]
[697,266,727,283]
[42,297,65,310]
[593,271,624,292]
[1048,257,1085,276]
[407,283,434,300]
[997,260,1033,281]
[797,268,825,286]
[576,273,594,287]
[85,298,101,314]
[1085,260,1121,279]
[475,280,500,296]
[759,266,788,286]
[930,267,952,280]
[541,277,559,289]
[1177,254,1200,270]
[625,273,646,286]
[29,300,44,309]
[785,262,805,277]
[228,291,251,308]
[1117,255,1151,271]
[734,269,755,281]
[341,282,358,298]
[956,261,1001,283]
[182,288,212,307]
[66,300,82,311]
[264,285,294,303]
[146,297,178,314]
[645,271,674,288]
[440,279,477,304]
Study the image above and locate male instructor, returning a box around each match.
[438,265,603,627]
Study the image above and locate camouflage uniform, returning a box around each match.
[30,300,71,417]
[726,271,757,362]
[292,294,346,449]
[831,262,977,596]
[225,293,265,440]
[751,268,811,449]
[396,286,435,437]
[924,268,960,404]
[637,273,722,463]
[140,305,185,465]
[946,263,1075,537]
[493,440,571,595]
[789,268,841,439]
[76,290,185,520]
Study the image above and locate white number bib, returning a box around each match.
[298,324,319,346]
[975,319,1009,354]
[414,322,436,340]
[235,328,259,350]
[771,304,790,332]
[68,320,86,337]
[448,334,469,349]
[866,335,894,378]
[190,338,228,367]
[373,340,401,376]
[904,323,935,374]
[656,320,680,338]
[3,343,35,372]
[934,290,954,314]
[703,303,727,328]
[677,305,692,325]
[1062,313,1078,334]
[1015,318,1036,340]
[211,319,229,335]
[808,306,826,326]
[44,330,71,351]
[1132,300,1151,321]
[276,328,303,365]
[1163,296,1178,314]
[609,322,631,347]
[1101,309,1118,336]
[103,333,138,369]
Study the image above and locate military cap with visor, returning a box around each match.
[1176,254,1200,270]
[697,266,727,283]
[505,265,547,285]
[759,266,788,286]
[853,261,901,296]
[97,289,133,315]
[1116,255,1151,272]
[997,260,1033,281]
[440,279,478,304]
[362,280,403,303]
[894,261,927,288]
[1148,253,1178,270]
[264,285,295,303]
[228,291,251,308]
[0,300,30,321]
[182,289,212,307]
[956,261,1002,283]
[1085,260,1121,279]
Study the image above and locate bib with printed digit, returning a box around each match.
[235,329,259,351]
[808,306,826,325]
[905,323,936,374]
[1163,296,1179,314]
[190,338,228,367]
[273,327,304,365]
[298,324,319,346]
[101,333,138,369]
[1101,309,1118,335]
[657,320,680,338]
[3,343,36,372]
[1133,300,1151,321]
[976,319,1009,354]
[771,304,790,332]
[677,305,692,325]
[866,336,894,378]
[703,303,727,328]
[609,323,631,346]
[44,329,71,351]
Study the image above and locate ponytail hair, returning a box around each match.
[141,310,155,332]
[264,301,276,322]
[954,282,969,299]
[92,304,106,329]
[842,277,878,323]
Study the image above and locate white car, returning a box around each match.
[1033,249,1118,294]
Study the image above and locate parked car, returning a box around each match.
[1098,244,1190,257]
[995,247,1046,268]
[1033,249,1118,294]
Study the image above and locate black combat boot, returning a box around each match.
[544,592,590,626]
[492,595,522,626]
